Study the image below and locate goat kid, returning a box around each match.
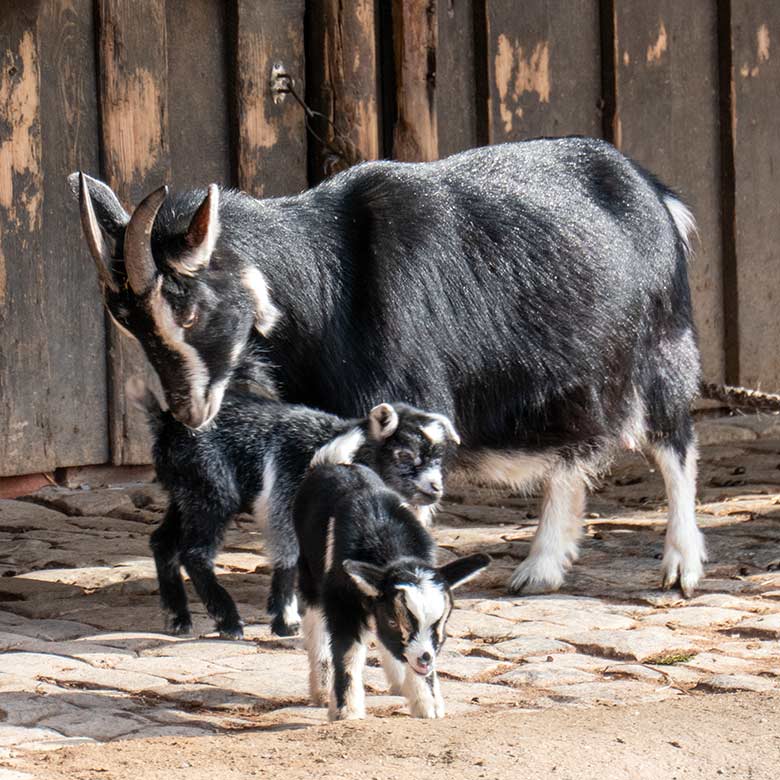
[295,462,490,720]
[130,380,459,638]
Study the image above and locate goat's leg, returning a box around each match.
[402,668,444,719]
[328,632,367,721]
[268,565,300,636]
[262,493,301,636]
[302,605,332,705]
[652,438,705,597]
[179,542,243,639]
[150,506,191,635]
[509,464,587,593]
[377,644,406,696]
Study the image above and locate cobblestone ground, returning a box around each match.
[0,414,778,769]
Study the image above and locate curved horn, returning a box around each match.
[123,185,168,295]
[78,172,119,293]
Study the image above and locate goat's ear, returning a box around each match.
[368,403,399,440]
[343,560,384,598]
[438,553,490,590]
[169,184,220,276]
[68,172,129,238]
[423,413,461,446]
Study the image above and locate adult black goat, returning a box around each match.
[70,137,704,596]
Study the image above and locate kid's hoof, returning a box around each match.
[271,614,301,637]
[168,616,193,636]
[217,622,245,640]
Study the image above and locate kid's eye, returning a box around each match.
[181,310,198,329]
[387,618,398,629]
[394,449,415,463]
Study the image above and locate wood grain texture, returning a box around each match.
[0,1,47,475]
[391,0,438,161]
[39,0,109,469]
[307,0,380,178]
[728,1,780,389]
[97,0,170,464]
[486,0,602,142]
[437,0,478,156]
[234,0,306,196]
[166,0,232,189]
[613,0,725,383]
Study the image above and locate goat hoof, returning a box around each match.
[218,622,245,640]
[169,616,192,636]
[271,615,301,637]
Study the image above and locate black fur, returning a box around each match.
[294,463,489,719]
[137,387,458,638]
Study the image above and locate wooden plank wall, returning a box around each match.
[2,0,780,475]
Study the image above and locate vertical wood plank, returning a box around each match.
[306,0,380,178]
[166,0,232,189]
[486,0,602,142]
[613,1,725,383]
[98,0,170,464]
[391,0,438,162]
[39,0,109,468]
[234,0,307,196]
[437,0,478,157]
[729,1,780,389]
[0,1,48,475]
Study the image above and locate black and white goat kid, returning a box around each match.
[295,462,489,720]
[130,380,459,638]
[72,137,705,597]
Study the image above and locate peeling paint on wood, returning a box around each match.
[615,2,724,383]
[646,19,668,63]
[486,0,601,142]
[235,0,306,196]
[729,3,780,388]
[98,0,171,464]
[391,0,438,162]
[308,0,379,178]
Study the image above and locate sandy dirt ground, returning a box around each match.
[23,691,780,780]
[1,413,779,779]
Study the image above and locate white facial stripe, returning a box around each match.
[421,422,444,445]
[149,279,211,417]
[310,427,366,467]
[324,516,336,572]
[398,574,447,631]
[242,266,281,337]
[416,465,442,493]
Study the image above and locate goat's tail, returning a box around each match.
[125,377,167,432]
[662,192,698,262]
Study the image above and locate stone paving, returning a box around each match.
[0,413,779,763]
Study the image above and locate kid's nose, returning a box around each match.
[418,651,432,666]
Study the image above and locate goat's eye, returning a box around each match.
[394,449,415,463]
[387,618,398,629]
[181,310,198,329]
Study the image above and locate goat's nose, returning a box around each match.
[419,651,432,665]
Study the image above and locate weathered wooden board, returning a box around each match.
[38,0,109,469]
[97,0,170,465]
[166,0,232,189]
[728,2,780,390]
[234,0,307,196]
[437,0,478,157]
[391,0,438,161]
[485,0,602,142]
[307,0,380,178]
[0,1,48,475]
[613,1,725,383]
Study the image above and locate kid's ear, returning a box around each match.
[343,560,385,598]
[438,553,490,590]
[368,403,399,440]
